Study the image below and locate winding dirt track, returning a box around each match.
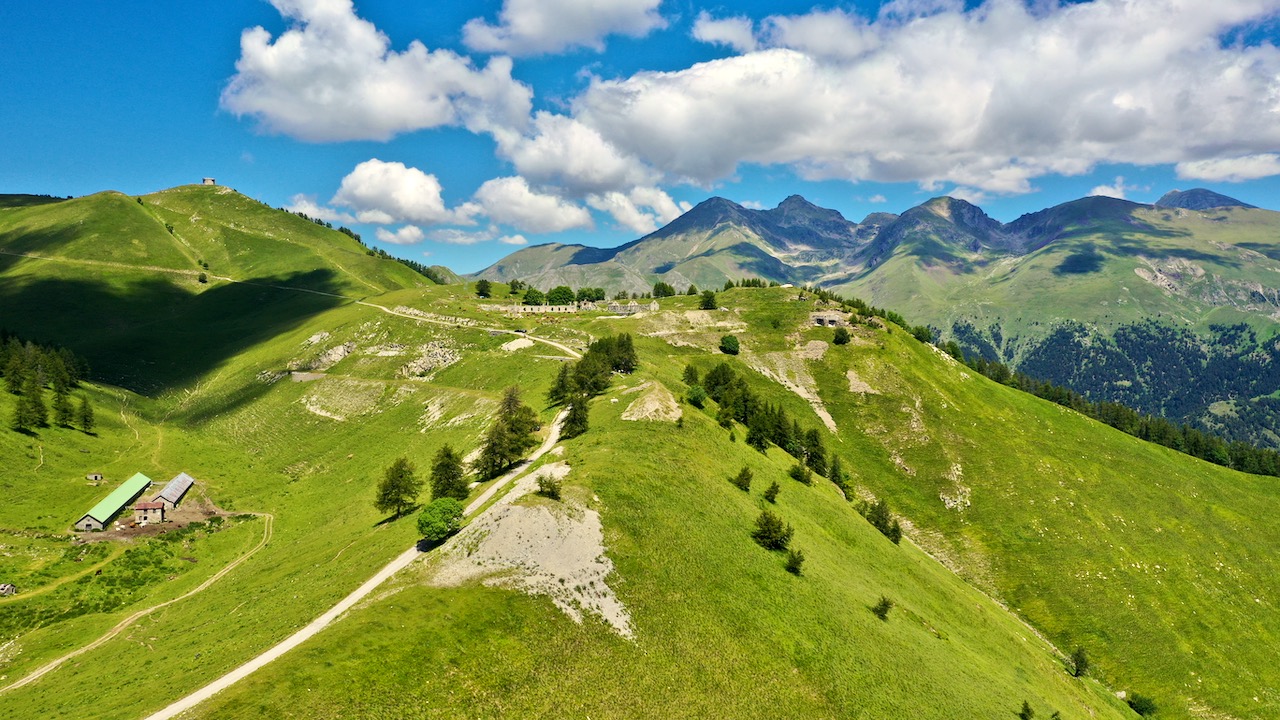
[142,412,566,720]
[0,513,274,694]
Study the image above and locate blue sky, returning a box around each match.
[3,0,1279,273]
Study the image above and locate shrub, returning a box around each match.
[788,463,813,485]
[417,498,464,542]
[1017,700,1035,720]
[537,473,562,500]
[764,481,780,503]
[682,365,699,385]
[719,335,740,355]
[197,272,208,284]
[872,596,894,621]
[751,509,793,550]
[687,384,706,408]
[1127,694,1157,716]
[833,327,851,345]
[1070,646,1089,678]
[730,467,752,492]
[784,548,805,575]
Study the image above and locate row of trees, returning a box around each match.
[1,335,94,433]
[547,334,640,438]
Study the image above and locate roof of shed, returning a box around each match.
[155,472,195,504]
[84,473,152,523]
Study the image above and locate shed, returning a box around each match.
[86,472,103,481]
[75,473,152,531]
[202,177,216,186]
[134,502,166,525]
[0,583,15,597]
[153,472,196,510]
[810,311,848,327]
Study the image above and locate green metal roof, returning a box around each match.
[82,473,152,524]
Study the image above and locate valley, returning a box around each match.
[1,187,1278,719]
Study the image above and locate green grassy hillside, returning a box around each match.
[3,199,1280,719]
[0,185,428,393]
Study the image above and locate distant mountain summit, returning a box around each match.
[1154,188,1256,210]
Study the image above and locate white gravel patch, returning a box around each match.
[501,337,535,352]
[429,462,634,639]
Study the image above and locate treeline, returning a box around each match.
[288,210,450,285]
[0,332,95,433]
[547,334,639,437]
[945,342,1280,477]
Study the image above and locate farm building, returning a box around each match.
[153,472,196,509]
[75,473,152,531]
[134,502,165,525]
[0,583,15,597]
[202,177,216,186]
[86,472,103,481]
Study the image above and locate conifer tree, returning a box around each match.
[764,480,780,503]
[477,387,541,479]
[430,445,469,501]
[52,386,73,426]
[77,394,95,433]
[562,393,590,439]
[4,353,24,395]
[682,364,699,386]
[375,457,422,517]
[15,374,46,430]
[546,363,575,406]
[751,508,793,550]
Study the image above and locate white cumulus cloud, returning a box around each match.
[1177,154,1280,182]
[473,176,594,233]
[499,234,529,245]
[464,0,665,55]
[691,12,757,53]
[330,159,470,225]
[375,225,425,244]
[575,0,1280,195]
[222,0,531,141]
[1089,176,1138,199]
[587,186,690,234]
[493,113,659,196]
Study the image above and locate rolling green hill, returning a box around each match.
[2,193,1279,719]
[0,185,429,393]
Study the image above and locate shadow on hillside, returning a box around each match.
[0,194,66,210]
[0,269,350,396]
[0,223,86,273]
[1236,242,1280,262]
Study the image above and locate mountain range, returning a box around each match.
[477,188,1280,447]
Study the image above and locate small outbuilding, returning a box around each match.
[153,472,196,510]
[811,311,848,327]
[86,472,104,481]
[202,178,216,186]
[0,583,16,597]
[134,502,166,525]
[75,473,152,531]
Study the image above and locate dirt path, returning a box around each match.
[0,545,127,606]
[142,412,567,720]
[0,513,274,695]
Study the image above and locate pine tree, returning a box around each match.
[562,394,590,439]
[785,548,805,575]
[77,394,95,433]
[15,374,47,430]
[829,453,845,490]
[1017,700,1035,720]
[682,365,699,386]
[52,385,73,426]
[375,457,422,517]
[477,387,540,479]
[430,445,469,501]
[4,353,24,395]
[729,467,752,491]
[546,363,575,405]
[764,480,780,503]
[751,509,793,550]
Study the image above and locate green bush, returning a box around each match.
[417,498,464,542]
[729,467,752,492]
[872,596,894,621]
[687,384,706,408]
[833,327,851,345]
[719,335,740,355]
[788,463,812,485]
[751,509,793,550]
[537,474,562,501]
[784,548,805,575]
[763,481,780,503]
[1127,694,1157,716]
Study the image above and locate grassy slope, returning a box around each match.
[0,186,427,393]
[191,337,1129,720]
[0,289,567,719]
[1,254,1277,719]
